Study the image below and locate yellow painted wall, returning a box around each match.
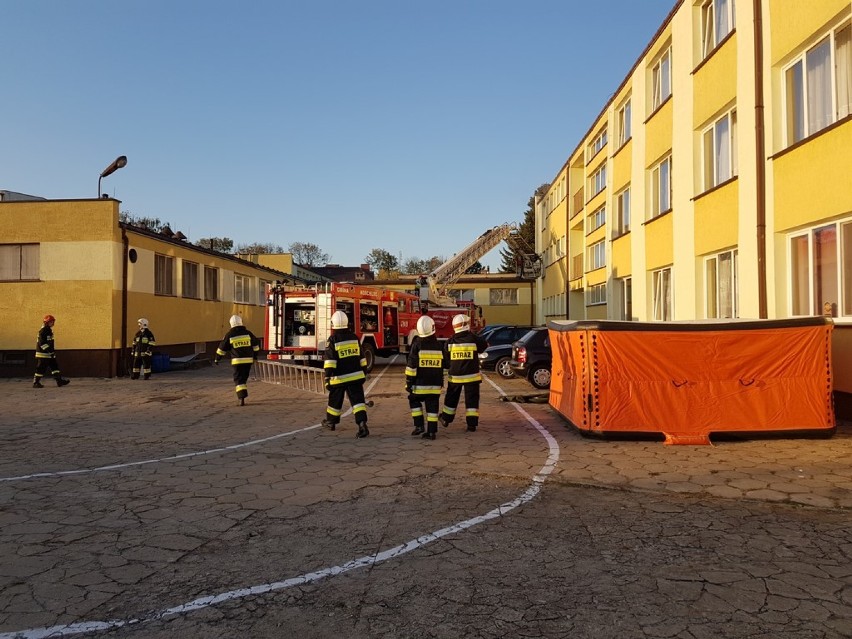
[645,100,673,167]
[773,122,852,232]
[257,254,294,273]
[645,214,674,270]
[611,235,631,278]
[586,268,606,287]
[768,0,850,66]
[694,180,740,255]
[0,199,119,242]
[611,141,632,191]
[693,35,738,126]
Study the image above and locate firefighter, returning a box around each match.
[130,318,156,380]
[439,314,488,432]
[33,314,70,388]
[405,315,444,440]
[322,310,369,438]
[213,314,260,406]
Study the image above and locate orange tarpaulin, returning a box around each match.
[549,318,834,445]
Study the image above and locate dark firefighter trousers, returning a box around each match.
[326,382,368,426]
[232,363,253,399]
[440,381,481,429]
[34,356,62,382]
[409,393,440,434]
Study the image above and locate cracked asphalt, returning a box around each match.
[0,360,850,638]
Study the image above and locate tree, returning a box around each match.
[197,237,234,253]
[364,248,399,273]
[499,183,549,273]
[465,261,484,274]
[402,258,430,275]
[119,211,173,233]
[289,242,329,267]
[236,242,284,254]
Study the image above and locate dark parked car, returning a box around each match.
[509,327,552,389]
[478,325,535,378]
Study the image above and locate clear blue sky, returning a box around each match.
[3,0,674,271]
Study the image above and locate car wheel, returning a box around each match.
[495,356,515,379]
[528,364,551,389]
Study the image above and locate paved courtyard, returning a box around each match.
[0,361,850,638]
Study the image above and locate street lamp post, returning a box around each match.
[98,155,127,198]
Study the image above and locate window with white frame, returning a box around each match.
[790,218,852,318]
[587,240,605,271]
[651,48,672,110]
[204,266,219,301]
[155,254,175,296]
[587,205,606,234]
[652,267,672,320]
[588,128,607,160]
[259,279,271,305]
[182,260,199,299]
[587,283,606,306]
[234,273,252,304]
[650,155,672,218]
[617,98,632,146]
[590,164,606,197]
[702,108,738,191]
[705,249,738,318]
[620,277,633,320]
[614,187,631,237]
[489,288,518,305]
[0,243,39,280]
[701,0,735,59]
[785,21,851,146]
[447,288,475,302]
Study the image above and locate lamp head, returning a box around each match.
[100,155,128,178]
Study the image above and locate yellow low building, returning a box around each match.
[0,198,287,378]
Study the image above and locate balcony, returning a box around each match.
[571,188,584,219]
[569,254,584,290]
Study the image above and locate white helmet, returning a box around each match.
[416,315,436,337]
[452,314,470,333]
[138,318,149,329]
[229,314,243,328]
[331,310,348,329]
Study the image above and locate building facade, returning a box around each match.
[0,198,286,378]
[535,0,852,413]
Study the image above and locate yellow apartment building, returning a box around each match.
[536,0,852,415]
[0,198,288,378]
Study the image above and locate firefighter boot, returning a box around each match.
[438,415,450,428]
[322,419,336,431]
[356,421,370,438]
[143,374,151,380]
[33,378,44,388]
[421,425,437,441]
[411,425,424,436]
[55,375,70,387]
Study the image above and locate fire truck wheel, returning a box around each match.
[361,341,376,373]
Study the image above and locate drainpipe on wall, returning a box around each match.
[753,0,768,318]
[121,227,128,377]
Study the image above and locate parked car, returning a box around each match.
[478,325,535,378]
[477,324,507,338]
[509,327,552,389]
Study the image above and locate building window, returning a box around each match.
[234,273,252,304]
[614,187,631,237]
[587,240,605,271]
[182,260,199,299]
[586,283,606,306]
[258,279,272,305]
[790,219,852,318]
[588,128,607,160]
[155,254,175,296]
[204,266,219,301]
[705,249,739,318]
[489,288,518,305]
[447,288,475,302]
[701,0,735,59]
[617,98,632,146]
[702,109,737,191]
[590,164,607,198]
[652,267,672,321]
[587,206,606,234]
[620,277,633,320]
[0,243,39,280]
[651,48,672,110]
[650,155,672,219]
[785,22,851,146]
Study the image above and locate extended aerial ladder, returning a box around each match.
[419,222,540,306]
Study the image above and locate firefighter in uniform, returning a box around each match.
[214,314,260,406]
[405,315,444,440]
[439,314,488,432]
[33,314,70,388]
[322,310,369,438]
[130,318,156,380]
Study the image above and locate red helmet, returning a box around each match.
[43,314,56,323]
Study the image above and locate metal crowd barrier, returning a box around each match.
[254,359,326,395]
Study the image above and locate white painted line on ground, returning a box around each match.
[0,365,389,484]
[0,377,560,639]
